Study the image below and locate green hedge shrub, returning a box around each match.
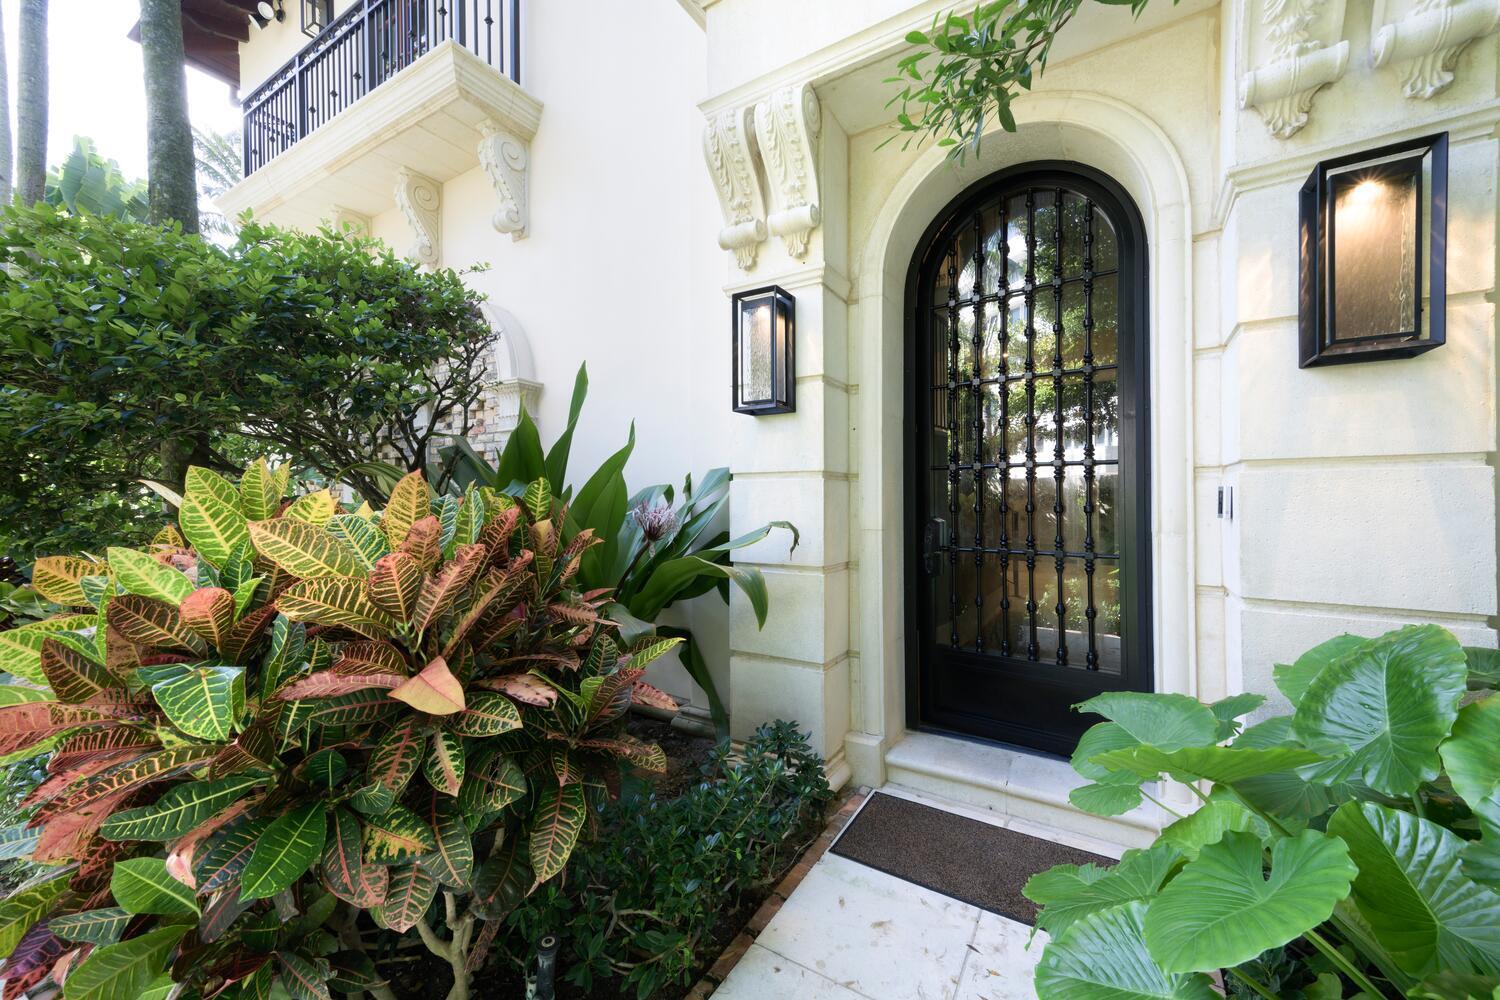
[501,720,833,999]
[0,203,496,559]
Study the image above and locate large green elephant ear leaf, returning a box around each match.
[1072,693,1218,751]
[1294,624,1468,796]
[1441,693,1500,809]
[1274,633,1370,707]
[1142,830,1356,973]
[1410,971,1500,999]
[1024,844,1181,939]
[1157,798,1269,860]
[1327,800,1500,979]
[1067,721,1154,817]
[1230,716,1344,827]
[1465,647,1500,692]
[1034,901,1219,1000]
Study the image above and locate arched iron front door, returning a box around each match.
[906,163,1153,756]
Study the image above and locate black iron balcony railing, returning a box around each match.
[241,0,520,176]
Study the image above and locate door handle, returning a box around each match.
[923,518,947,575]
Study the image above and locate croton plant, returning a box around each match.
[0,461,681,1000]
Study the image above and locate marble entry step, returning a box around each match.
[712,787,1125,999]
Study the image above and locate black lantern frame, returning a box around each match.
[300,0,332,37]
[1299,132,1447,367]
[731,285,796,415]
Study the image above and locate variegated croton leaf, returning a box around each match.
[0,465,681,999]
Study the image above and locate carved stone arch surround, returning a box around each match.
[846,92,1196,799]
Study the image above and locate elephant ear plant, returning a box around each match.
[0,461,679,1000]
[1024,624,1500,999]
[414,364,798,737]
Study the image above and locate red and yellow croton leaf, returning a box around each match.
[380,472,430,550]
[105,595,204,654]
[321,809,388,908]
[528,784,586,882]
[476,673,557,708]
[423,732,466,797]
[366,552,422,624]
[362,804,436,865]
[31,745,218,825]
[367,719,425,797]
[0,702,121,757]
[29,557,98,607]
[177,587,236,648]
[631,680,680,713]
[274,670,402,701]
[411,544,488,633]
[375,864,436,934]
[38,639,121,705]
[389,657,465,716]
[579,736,668,773]
[397,516,442,574]
[335,641,409,677]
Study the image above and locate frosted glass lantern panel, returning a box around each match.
[739,299,776,404]
[1330,165,1419,341]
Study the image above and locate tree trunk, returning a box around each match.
[0,1,14,202]
[138,0,198,233]
[14,0,45,205]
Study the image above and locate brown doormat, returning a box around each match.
[829,792,1114,925]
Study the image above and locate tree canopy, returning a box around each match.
[0,202,496,560]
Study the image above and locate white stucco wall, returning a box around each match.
[227,0,1499,806]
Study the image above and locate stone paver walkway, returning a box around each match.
[711,788,1123,1000]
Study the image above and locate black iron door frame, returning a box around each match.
[902,160,1154,756]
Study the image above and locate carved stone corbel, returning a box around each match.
[394,168,441,269]
[1238,0,1350,138]
[754,83,823,260]
[478,119,529,239]
[1372,0,1500,98]
[327,205,371,237]
[702,106,767,270]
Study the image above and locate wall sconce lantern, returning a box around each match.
[732,285,796,415]
[300,0,332,37]
[253,1,285,28]
[1299,132,1447,367]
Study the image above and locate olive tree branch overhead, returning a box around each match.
[883,0,1155,160]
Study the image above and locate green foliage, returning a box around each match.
[886,0,1161,159]
[0,202,496,560]
[417,364,798,737]
[0,461,679,1000]
[43,137,149,221]
[502,721,833,998]
[1026,625,1500,999]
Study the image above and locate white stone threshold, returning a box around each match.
[883,731,1164,852]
